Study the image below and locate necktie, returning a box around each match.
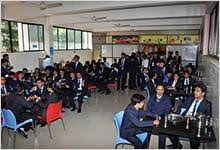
[192,100,199,116]
[75,62,78,69]
[3,85,7,93]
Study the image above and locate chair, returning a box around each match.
[107,82,117,89]
[113,111,148,149]
[88,84,97,95]
[37,100,65,139]
[2,109,35,148]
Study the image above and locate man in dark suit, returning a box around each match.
[146,71,158,97]
[168,82,212,149]
[69,55,83,72]
[146,83,172,149]
[1,59,11,77]
[173,51,182,65]
[140,67,149,90]
[97,62,111,95]
[72,71,88,113]
[1,76,14,108]
[128,53,138,90]
[120,94,160,149]
[118,53,128,91]
[181,70,195,94]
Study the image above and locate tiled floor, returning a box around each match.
[1,89,216,149]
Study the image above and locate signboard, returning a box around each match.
[139,35,167,44]
[168,35,200,44]
[112,35,138,44]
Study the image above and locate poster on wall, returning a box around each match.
[139,35,167,44]
[140,44,166,55]
[112,35,138,44]
[168,35,200,44]
[166,45,198,61]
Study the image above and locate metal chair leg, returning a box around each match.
[47,123,52,139]
[61,118,66,131]
[115,144,118,149]
[122,144,124,148]
[13,132,16,148]
[7,128,11,148]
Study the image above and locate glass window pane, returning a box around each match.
[11,22,19,52]
[68,29,74,49]
[82,31,88,49]
[39,26,44,50]
[58,28,66,49]
[23,24,29,51]
[29,24,39,50]
[53,27,58,49]
[1,20,11,52]
[88,32,92,50]
[75,30,81,49]
[18,23,23,52]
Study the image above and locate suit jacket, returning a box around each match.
[180,77,195,88]
[168,78,183,92]
[1,65,11,77]
[176,96,212,117]
[98,67,111,81]
[69,61,83,72]
[35,86,49,102]
[140,73,149,89]
[173,55,182,64]
[146,79,157,97]
[6,93,34,122]
[74,77,88,94]
[146,94,172,117]
[120,103,154,138]
[118,58,128,72]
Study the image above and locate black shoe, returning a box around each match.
[77,108,81,113]
[41,121,47,127]
[17,129,28,138]
[167,143,183,149]
[71,107,76,111]
[106,90,111,95]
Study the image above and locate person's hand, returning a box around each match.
[65,84,70,88]
[76,93,82,96]
[185,115,193,120]
[153,120,160,126]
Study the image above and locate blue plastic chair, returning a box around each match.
[113,111,148,149]
[2,109,36,148]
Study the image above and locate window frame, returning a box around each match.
[1,19,45,53]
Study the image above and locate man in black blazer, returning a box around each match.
[173,51,182,65]
[146,71,158,97]
[146,83,172,149]
[140,67,149,90]
[69,55,83,72]
[120,94,160,149]
[1,76,14,108]
[168,82,212,149]
[1,59,11,77]
[118,53,129,90]
[181,70,195,94]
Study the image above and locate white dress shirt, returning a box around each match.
[43,57,53,68]
[185,99,202,116]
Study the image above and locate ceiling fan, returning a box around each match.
[21,1,63,10]
[80,15,107,21]
[114,23,130,27]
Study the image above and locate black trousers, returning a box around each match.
[126,135,149,149]
[121,71,127,90]
[148,134,166,149]
[169,135,200,149]
[128,72,137,89]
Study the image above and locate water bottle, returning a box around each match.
[164,116,167,128]
[197,119,202,137]
[190,86,193,93]
[209,118,213,127]
[186,117,189,129]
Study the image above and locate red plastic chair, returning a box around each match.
[88,84,97,95]
[38,100,65,139]
[107,82,117,89]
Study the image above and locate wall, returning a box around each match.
[197,53,219,148]
[1,50,93,71]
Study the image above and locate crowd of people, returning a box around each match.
[1,50,209,148]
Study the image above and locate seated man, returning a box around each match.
[146,82,172,149]
[120,94,160,149]
[168,82,212,149]
[140,67,149,90]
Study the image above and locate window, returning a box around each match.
[53,27,58,49]
[82,31,88,49]
[88,32,92,50]
[1,20,44,52]
[75,30,82,49]
[68,29,75,49]
[53,26,92,50]
[58,28,66,49]
[1,20,11,52]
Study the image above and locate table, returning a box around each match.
[141,117,216,148]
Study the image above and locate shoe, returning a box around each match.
[17,129,28,138]
[77,108,81,113]
[71,107,76,111]
[61,108,65,112]
[167,143,183,149]
[41,121,47,127]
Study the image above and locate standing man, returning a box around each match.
[120,94,160,149]
[43,55,53,71]
[69,55,83,72]
[118,53,128,91]
[146,82,172,149]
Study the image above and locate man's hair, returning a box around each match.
[3,54,9,58]
[194,82,207,94]
[1,59,8,64]
[45,55,50,58]
[156,82,165,89]
[36,77,44,83]
[131,94,145,105]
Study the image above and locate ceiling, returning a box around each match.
[1,1,218,32]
